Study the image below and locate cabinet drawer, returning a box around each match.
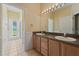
[41,48,48,56]
[41,42,48,49]
[41,37,47,43]
[41,38,48,49]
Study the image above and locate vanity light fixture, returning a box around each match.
[51,5,54,8]
[49,9,51,13]
[51,8,54,11]
[41,10,46,14]
[48,7,51,10]
[48,9,50,13]
[46,9,49,12]
[44,10,46,13]
[41,3,65,14]
[49,7,53,13]
[41,11,43,14]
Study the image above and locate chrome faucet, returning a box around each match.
[64,33,66,37]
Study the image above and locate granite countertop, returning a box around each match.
[36,33,79,47]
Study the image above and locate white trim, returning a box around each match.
[22,9,27,51]
[2,4,22,13]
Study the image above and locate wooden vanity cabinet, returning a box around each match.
[33,33,79,56]
[33,34,41,52]
[41,37,49,56]
[61,43,79,56]
[49,39,60,56]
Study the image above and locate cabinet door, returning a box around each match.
[36,36,41,52]
[41,37,48,49]
[41,48,48,56]
[49,39,60,56]
[61,43,79,56]
[33,34,37,49]
[41,37,48,56]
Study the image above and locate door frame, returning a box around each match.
[1,4,23,55]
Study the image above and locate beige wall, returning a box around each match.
[40,4,54,31]
[40,13,48,31]
[25,4,41,32]
[41,3,55,11]
[19,4,41,32]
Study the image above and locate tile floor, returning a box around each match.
[21,49,42,56]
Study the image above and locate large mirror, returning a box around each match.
[47,4,79,34]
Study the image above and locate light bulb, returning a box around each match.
[48,7,51,10]
[41,12,43,13]
[52,8,54,11]
[43,10,46,13]
[52,5,54,8]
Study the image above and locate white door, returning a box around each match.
[2,4,23,56]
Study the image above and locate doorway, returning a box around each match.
[2,4,23,55]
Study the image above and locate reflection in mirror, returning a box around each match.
[46,4,79,35]
[73,13,79,34]
[48,17,53,32]
[47,5,74,34]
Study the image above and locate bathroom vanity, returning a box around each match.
[33,32,79,56]
[31,4,79,56]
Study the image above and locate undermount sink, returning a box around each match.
[36,33,45,36]
[55,36,76,42]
